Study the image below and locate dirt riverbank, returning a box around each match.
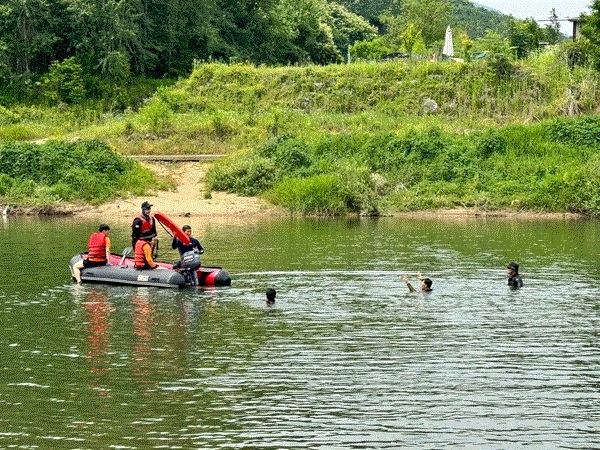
[1,162,589,222]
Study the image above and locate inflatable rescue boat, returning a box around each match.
[69,252,231,288]
[69,211,232,288]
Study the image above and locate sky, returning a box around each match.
[472,0,592,21]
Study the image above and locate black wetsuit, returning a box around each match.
[508,274,523,289]
[171,237,203,256]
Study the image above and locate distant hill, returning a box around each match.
[331,0,511,38]
[449,0,511,38]
[472,2,504,15]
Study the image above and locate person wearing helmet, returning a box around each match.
[506,262,523,289]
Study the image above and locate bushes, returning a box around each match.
[265,164,378,216]
[0,139,155,205]
[206,152,278,196]
[544,115,600,147]
[207,116,600,216]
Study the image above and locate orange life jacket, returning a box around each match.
[134,239,151,268]
[87,232,107,261]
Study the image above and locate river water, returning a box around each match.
[0,215,598,448]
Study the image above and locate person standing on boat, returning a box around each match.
[171,225,204,256]
[134,230,160,270]
[131,201,157,248]
[71,224,111,283]
[506,262,523,289]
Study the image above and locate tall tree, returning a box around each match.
[582,0,600,47]
[508,18,543,58]
[397,0,451,47]
[65,0,148,74]
[0,0,59,77]
[147,0,220,76]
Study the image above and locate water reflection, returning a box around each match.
[84,288,114,381]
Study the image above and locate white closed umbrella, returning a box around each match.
[442,26,454,57]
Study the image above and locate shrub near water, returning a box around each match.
[0,140,159,205]
[207,117,600,216]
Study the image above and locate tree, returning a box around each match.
[0,0,60,78]
[38,57,86,104]
[582,0,600,47]
[400,23,422,55]
[457,30,473,61]
[350,37,394,60]
[398,0,451,47]
[147,0,220,76]
[508,18,543,59]
[325,2,378,59]
[65,0,150,74]
[473,30,510,55]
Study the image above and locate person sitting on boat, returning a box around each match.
[402,272,432,292]
[506,262,523,289]
[134,230,161,270]
[71,224,111,283]
[172,225,204,285]
[131,201,158,248]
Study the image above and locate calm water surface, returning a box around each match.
[0,216,598,448]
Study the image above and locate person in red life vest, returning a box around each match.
[71,224,112,283]
[134,230,163,270]
[131,201,158,248]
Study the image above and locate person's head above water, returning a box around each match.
[266,288,276,305]
[421,278,433,291]
[507,261,519,274]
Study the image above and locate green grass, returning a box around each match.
[1,48,600,214]
[207,119,600,216]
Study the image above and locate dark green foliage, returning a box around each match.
[402,128,446,159]
[39,58,86,104]
[0,140,152,204]
[561,39,597,69]
[475,129,507,157]
[0,140,131,185]
[205,154,278,196]
[508,18,543,59]
[207,115,600,216]
[486,54,514,80]
[544,116,600,147]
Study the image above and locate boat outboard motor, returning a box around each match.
[179,250,201,286]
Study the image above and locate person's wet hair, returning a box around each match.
[266,288,276,303]
[423,278,433,289]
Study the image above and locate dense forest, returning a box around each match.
[0,0,568,105]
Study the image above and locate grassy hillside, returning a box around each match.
[1,50,600,215]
